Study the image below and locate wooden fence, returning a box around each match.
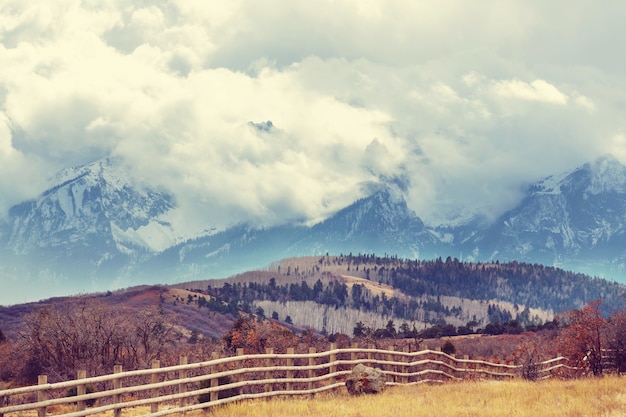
[0,344,573,417]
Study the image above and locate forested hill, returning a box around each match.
[175,255,626,335]
[2,255,624,348]
[357,255,625,313]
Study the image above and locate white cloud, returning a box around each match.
[491,79,568,105]
[573,93,595,111]
[0,0,625,229]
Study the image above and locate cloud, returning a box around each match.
[491,79,568,105]
[1,0,625,231]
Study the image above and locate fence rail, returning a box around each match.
[0,344,574,417]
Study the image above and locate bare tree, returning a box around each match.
[604,309,626,375]
[19,301,176,382]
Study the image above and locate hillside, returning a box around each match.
[2,255,622,342]
[171,255,626,334]
[2,254,626,385]
[0,286,229,341]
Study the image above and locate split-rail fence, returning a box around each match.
[0,344,573,417]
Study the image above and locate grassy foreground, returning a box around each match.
[202,377,626,417]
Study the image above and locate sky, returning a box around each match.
[1,0,626,233]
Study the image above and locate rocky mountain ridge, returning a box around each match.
[2,155,626,304]
[463,155,626,276]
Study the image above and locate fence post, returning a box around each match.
[387,346,396,383]
[265,348,274,394]
[308,347,316,391]
[236,349,244,396]
[178,356,188,407]
[367,344,375,365]
[76,370,87,412]
[150,360,160,413]
[210,352,220,402]
[329,343,337,385]
[113,365,122,417]
[402,346,409,384]
[37,375,47,417]
[286,348,295,391]
[462,355,469,379]
[449,354,457,379]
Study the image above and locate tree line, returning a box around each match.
[2,296,626,385]
[331,254,625,313]
[186,258,604,330]
[210,254,626,322]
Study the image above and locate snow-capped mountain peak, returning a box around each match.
[4,155,626,304]
[586,155,626,195]
[531,155,626,197]
[1,158,177,264]
[467,155,626,277]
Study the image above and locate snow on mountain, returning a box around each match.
[300,185,441,259]
[4,155,626,305]
[463,155,626,278]
[0,158,179,298]
[22,158,178,253]
[135,184,444,284]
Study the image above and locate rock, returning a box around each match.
[345,363,386,395]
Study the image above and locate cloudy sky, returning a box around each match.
[1,1,626,232]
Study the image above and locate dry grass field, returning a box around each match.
[6,376,625,417]
[341,274,398,298]
[201,377,626,417]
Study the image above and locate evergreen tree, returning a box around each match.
[353,321,367,337]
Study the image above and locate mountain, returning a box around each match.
[136,185,435,283]
[137,223,309,284]
[299,186,441,257]
[0,158,177,301]
[3,155,626,304]
[460,155,626,278]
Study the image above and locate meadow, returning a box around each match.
[202,376,626,417]
[5,362,624,417]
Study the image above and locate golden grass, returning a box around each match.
[200,377,626,417]
[7,377,625,417]
[340,275,398,298]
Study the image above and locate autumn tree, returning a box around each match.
[19,301,175,382]
[511,335,546,380]
[555,300,606,376]
[604,309,626,374]
[124,308,176,367]
[222,316,298,354]
[0,331,17,381]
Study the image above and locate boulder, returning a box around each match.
[345,363,386,395]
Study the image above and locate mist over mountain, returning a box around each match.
[459,155,626,277]
[0,158,178,301]
[2,155,626,304]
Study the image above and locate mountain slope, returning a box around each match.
[0,158,177,300]
[4,155,626,304]
[137,223,309,283]
[140,185,440,283]
[464,155,626,277]
[291,186,442,258]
